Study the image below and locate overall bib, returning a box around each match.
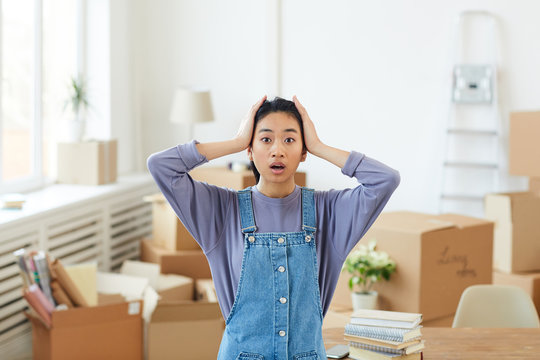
[217,187,327,360]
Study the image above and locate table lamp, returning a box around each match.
[169,87,214,141]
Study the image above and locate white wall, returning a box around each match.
[134,0,274,166]
[130,0,539,214]
[85,0,137,174]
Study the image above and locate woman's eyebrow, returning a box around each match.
[257,128,298,133]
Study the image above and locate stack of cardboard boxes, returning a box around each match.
[330,211,494,327]
[485,111,540,316]
[328,111,540,327]
[141,190,222,360]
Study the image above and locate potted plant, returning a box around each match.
[341,239,396,310]
[63,75,89,142]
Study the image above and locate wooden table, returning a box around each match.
[324,327,540,359]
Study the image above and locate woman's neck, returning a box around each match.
[256,179,296,198]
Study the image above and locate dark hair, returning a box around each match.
[249,97,306,183]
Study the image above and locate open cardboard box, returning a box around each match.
[25,297,143,360]
[333,211,493,321]
[148,300,224,360]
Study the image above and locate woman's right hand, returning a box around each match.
[235,95,267,150]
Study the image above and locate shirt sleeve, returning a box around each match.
[316,151,400,261]
[146,140,234,254]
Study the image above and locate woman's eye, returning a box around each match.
[261,137,271,143]
[285,138,295,143]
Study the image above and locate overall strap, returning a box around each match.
[301,187,317,234]
[237,187,257,234]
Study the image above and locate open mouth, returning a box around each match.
[270,163,285,174]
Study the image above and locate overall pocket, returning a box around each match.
[236,352,264,360]
[293,350,319,359]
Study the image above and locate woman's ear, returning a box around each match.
[300,149,307,162]
[247,146,253,161]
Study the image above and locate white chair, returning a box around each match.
[452,284,540,328]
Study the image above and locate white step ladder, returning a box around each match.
[439,11,503,217]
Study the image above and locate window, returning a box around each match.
[0,0,80,194]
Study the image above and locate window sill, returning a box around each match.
[0,172,156,229]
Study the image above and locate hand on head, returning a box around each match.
[292,95,322,154]
[235,95,267,150]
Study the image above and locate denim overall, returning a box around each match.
[217,187,327,360]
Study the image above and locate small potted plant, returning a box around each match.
[63,75,89,142]
[341,239,396,310]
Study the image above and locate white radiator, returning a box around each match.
[0,174,157,357]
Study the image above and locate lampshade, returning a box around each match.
[169,87,214,124]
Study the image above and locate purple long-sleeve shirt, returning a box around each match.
[147,140,400,321]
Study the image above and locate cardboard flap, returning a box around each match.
[158,274,193,291]
[436,213,492,228]
[97,272,148,300]
[121,260,161,289]
[98,293,126,305]
[373,211,455,234]
[151,301,222,323]
[52,300,142,328]
[64,262,98,306]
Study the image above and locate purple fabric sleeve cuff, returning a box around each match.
[341,151,365,177]
[176,139,208,170]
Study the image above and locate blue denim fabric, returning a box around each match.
[217,187,327,360]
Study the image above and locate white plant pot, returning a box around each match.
[66,119,86,143]
[351,290,378,311]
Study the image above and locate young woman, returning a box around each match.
[147,95,400,360]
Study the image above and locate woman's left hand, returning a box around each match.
[293,95,323,154]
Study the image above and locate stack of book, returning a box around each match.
[0,193,26,209]
[345,309,424,360]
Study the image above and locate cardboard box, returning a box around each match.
[57,139,117,185]
[190,166,306,190]
[148,301,224,360]
[333,211,493,321]
[140,238,212,279]
[530,178,540,196]
[509,111,540,177]
[26,299,143,360]
[143,193,201,251]
[484,192,540,273]
[493,270,540,315]
[158,274,194,302]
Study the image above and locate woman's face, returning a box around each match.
[248,111,306,185]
